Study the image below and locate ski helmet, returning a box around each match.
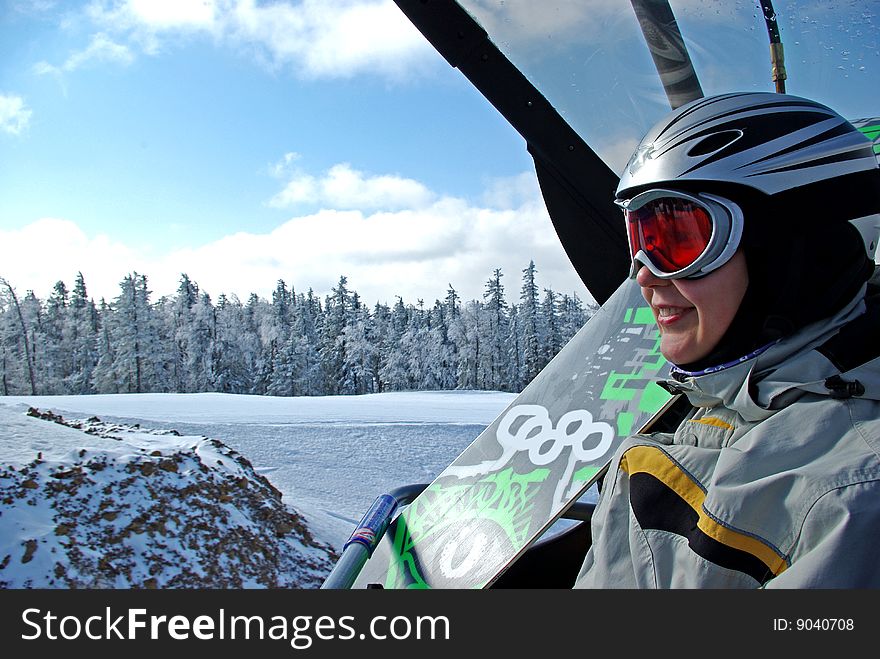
[617,92,880,259]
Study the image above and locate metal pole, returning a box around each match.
[629,0,704,109]
[758,0,787,93]
[321,484,427,589]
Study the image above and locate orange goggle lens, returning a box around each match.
[626,197,713,273]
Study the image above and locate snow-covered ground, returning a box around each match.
[0,390,516,586]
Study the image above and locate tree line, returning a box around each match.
[0,262,595,397]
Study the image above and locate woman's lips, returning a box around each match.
[654,305,692,327]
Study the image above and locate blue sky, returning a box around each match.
[1,1,878,307]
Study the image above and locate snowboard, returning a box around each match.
[351,277,674,589]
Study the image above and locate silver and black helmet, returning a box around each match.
[618,91,877,196]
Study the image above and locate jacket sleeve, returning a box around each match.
[763,480,880,588]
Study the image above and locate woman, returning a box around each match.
[574,92,880,588]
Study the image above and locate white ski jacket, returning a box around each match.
[574,276,880,588]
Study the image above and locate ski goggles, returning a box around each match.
[617,189,744,279]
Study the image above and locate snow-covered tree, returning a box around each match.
[427,299,457,390]
[213,294,253,394]
[540,287,562,370]
[342,300,378,394]
[478,268,509,390]
[97,273,163,393]
[91,298,118,394]
[0,277,37,395]
[519,260,542,386]
[168,273,199,391]
[66,272,99,394]
[379,297,413,390]
[319,276,354,395]
[186,291,216,392]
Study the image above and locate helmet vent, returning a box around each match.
[687,130,743,157]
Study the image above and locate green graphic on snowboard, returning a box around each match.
[600,305,670,437]
[383,466,551,588]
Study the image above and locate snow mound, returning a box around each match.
[0,408,337,589]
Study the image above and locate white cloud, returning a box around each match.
[269,151,302,179]
[0,218,145,301]
[85,0,217,33]
[9,1,58,15]
[269,163,435,211]
[1,177,591,309]
[0,94,32,135]
[480,172,543,209]
[116,0,217,31]
[79,0,435,79]
[158,191,588,306]
[226,0,433,79]
[34,32,134,76]
[67,32,134,68]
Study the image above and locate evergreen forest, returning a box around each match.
[0,261,595,397]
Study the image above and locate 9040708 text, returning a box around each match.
[773,618,854,631]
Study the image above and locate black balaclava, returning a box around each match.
[668,181,875,374]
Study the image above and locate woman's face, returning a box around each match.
[636,249,749,366]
